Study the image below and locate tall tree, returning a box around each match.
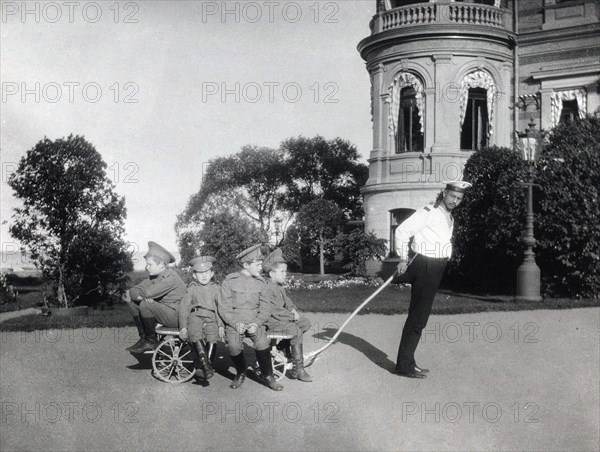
[280,136,368,219]
[8,135,132,307]
[294,199,345,275]
[199,145,288,232]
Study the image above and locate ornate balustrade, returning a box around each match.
[377,2,506,33]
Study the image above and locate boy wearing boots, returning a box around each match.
[125,241,186,354]
[179,256,223,381]
[261,248,312,382]
[218,244,283,391]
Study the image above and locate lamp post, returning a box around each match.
[273,216,282,247]
[515,118,542,302]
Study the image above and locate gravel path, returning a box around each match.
[1,308,598,451]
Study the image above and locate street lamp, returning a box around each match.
[515,118,542,302]
[273,216,282,246]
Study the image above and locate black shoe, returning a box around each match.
[126,337,146,352]
[129,338,157,354]
[263,375,284,391]
[395,369,427,379]
[256,348,284,391]
[230,372,246,389]
[229,352,247,389]
[414,366,429,375]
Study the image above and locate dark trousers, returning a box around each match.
[395,254,448,373]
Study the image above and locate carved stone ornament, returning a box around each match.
[551,89,586,126]
[388,72,425,147]
[459,70,497,136]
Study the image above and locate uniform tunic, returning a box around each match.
[393,204,453,373]
[394,205,454,260]
[179,281,222,343]
[127,268,186,327]
[218,272,270,354]
[260,280,311,345]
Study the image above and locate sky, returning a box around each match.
[1,0,376,268]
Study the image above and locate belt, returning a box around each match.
[191,306,214,313]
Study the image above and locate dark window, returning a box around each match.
[389,0,424,7]
[390,209,416,257]
[454,0,496,5]
[559,100,579,123]
[396,87,424,153]
[461,88,489,151]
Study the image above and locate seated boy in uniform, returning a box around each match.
[261,248,312,382]
[218,244,283,391]
[125,241,186,354]
[179,256,223,381]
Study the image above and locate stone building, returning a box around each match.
[357,0,599,271]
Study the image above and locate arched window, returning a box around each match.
[461,88,489,151]
[389,72,425,154]
[397,87,424,153]
[389,208,415,257]
[459,70,496,151]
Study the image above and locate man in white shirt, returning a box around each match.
[394,181,471,378]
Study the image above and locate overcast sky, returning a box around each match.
[1,0,376,266]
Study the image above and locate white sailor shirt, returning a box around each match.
[394,205,454,260]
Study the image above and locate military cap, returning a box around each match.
[236,244,264,263]
[144,241,176,264]
[190,256,215,272]
[445,181,472,193]
[262,248,286,273]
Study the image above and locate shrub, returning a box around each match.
[335,228,388,277]
[535,114,600,297]
[448,146,527,294]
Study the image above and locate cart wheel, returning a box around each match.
[152,338,196,383]
[271,349,288,381]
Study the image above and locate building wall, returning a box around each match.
[359,0,599,274]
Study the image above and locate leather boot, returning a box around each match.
[193,341,214,380]
[129,317,158,353]
[288,342,312,382]
[256,348,283,391]
[276,339,292,359]
[126,315,146,352]
[229,352,247,389]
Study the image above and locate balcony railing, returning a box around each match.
[376,2,506,33]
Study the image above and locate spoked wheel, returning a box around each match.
[152,338,196,383]
[271,349,289,381]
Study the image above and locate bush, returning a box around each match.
[448,114,600,298]
[535,114,600,297]
[335,228,388,277]
[448,146,527,294]
[0,274,17,304]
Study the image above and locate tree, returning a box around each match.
[197,146,288,232]
[535,114,600,297]
[192,210,267,280]
[293,199,345,275]
[8,135,132,307]
[281,136,368,219]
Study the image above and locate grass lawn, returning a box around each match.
[1,283,598,332]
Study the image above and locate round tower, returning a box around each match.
[357,0,516,270]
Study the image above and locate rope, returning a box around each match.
[304,256,414,367]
